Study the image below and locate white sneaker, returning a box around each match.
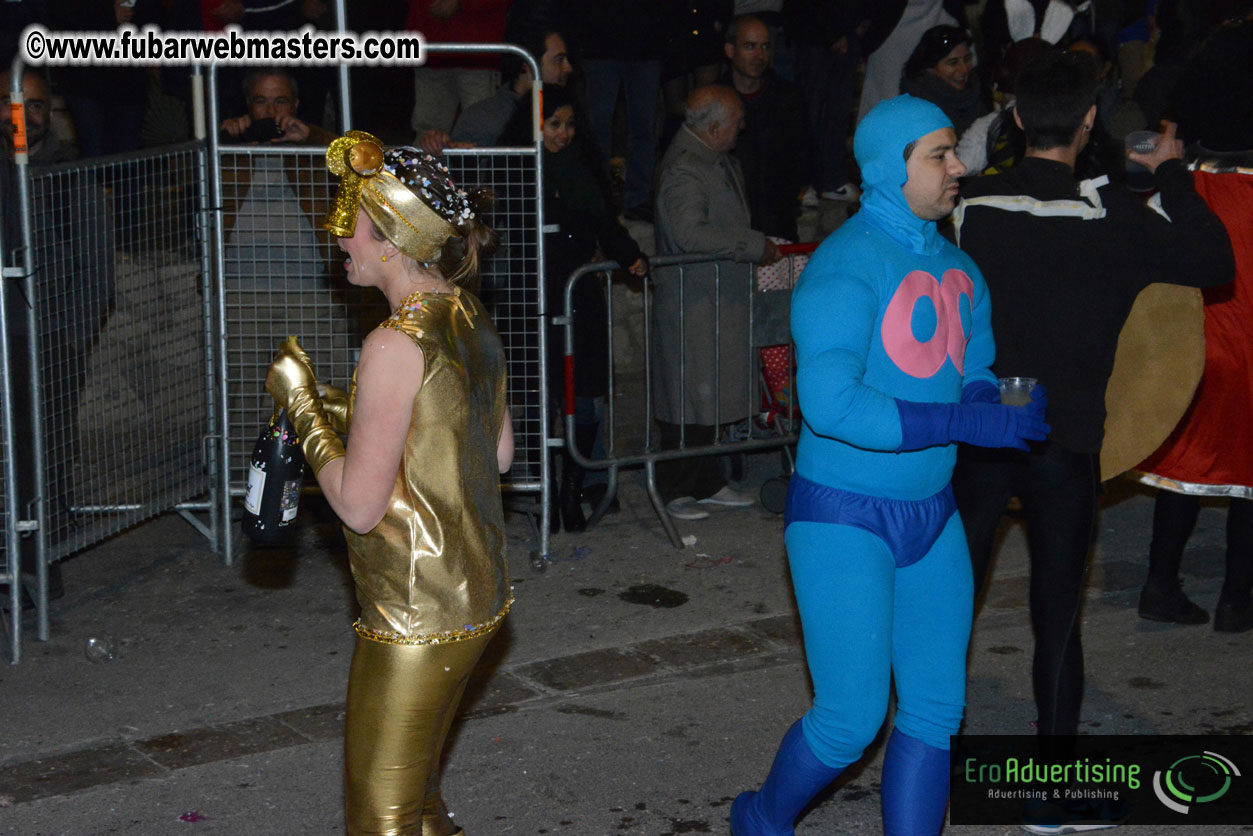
[800,186,820,208]
[1020,797,1127,833]
[697,486,756,507]
[820,183,860,201]
[667,497,710,520]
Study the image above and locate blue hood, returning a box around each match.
[854,95,953,254]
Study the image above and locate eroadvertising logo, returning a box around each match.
[950,736,1253,827]
[1153,750,1241,814]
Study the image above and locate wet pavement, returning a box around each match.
[1,456,1251,835]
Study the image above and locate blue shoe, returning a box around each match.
[730,790,765,836]
[730,720,844,836]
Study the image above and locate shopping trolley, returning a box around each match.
[747,240,815,513]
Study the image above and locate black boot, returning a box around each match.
[559,453,587,532]
[1138,578,1209,624]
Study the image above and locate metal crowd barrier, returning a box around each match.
[1,137,217,660]
[1,163,19,662]
[206,46,546,566]
[559,244,814,549]
[0,38,542,659]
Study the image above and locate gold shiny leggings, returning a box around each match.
[344,627,497,836]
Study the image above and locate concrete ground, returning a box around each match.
[1,451,1250,836]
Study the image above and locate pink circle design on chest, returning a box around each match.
[881,268,975,378]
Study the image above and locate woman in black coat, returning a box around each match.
[541,87,647,531]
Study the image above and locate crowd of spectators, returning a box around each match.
[1,1,1247,202]
[2,13,1251,832]
[3,0,1252,540]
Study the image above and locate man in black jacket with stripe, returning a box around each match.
[950,49,1234,831]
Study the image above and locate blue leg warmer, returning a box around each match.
[731,720,845,836]
[881,728,950,836]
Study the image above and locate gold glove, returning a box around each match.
[265,336,346,475]
[279,339,350,434]
[319,383,350,434]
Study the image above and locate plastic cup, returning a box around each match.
[998,376,1038,407]
[1125,130,1159,192]
[84,635,117,663]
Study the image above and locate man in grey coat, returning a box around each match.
[652,84,783,521]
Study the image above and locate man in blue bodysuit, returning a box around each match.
[730,95,1050,836]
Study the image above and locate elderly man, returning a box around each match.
[219,70,334,146]
[652,84,781,521]
[729,94,1047,835]
[723,14,811,240]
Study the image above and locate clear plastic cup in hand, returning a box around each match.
[998,376,1038,407]
[1125,130,1160,192]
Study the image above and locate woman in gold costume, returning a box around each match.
[265,131,513,836]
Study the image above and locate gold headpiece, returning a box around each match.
[324,131,468,264]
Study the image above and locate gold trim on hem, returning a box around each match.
[353,594,513,646]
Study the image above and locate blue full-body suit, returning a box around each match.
[732,96,1020,836]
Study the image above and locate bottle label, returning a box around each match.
[244,462,266,515]
[280,477,303,522]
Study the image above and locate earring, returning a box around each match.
[381,254,388,262]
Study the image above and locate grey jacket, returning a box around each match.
[651,126,765,426]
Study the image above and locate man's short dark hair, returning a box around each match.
[241,69,298,102]
[725,14,766,45]
[501,28,561,86]
[1013,51,1100,150]
[903,139,917,162]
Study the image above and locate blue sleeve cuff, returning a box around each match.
[961,380,1000,405]
[895,398,955,452]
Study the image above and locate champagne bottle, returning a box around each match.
[242,408,305,544]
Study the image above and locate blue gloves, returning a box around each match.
[896,384,1049,452]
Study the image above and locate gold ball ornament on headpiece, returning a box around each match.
[323,131,468,266]
[324,130,385,238]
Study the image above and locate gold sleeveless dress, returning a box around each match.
[343,285,512,644]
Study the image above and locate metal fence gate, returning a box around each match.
[559,245,812,549]
[1,182,19,661]
[208,146,543,494]
[207,49,547,567]
[1,138,217,661]
[0,44,545,659]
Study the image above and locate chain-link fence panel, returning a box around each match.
[215,146,543,497]
[25,143,214,563]
[216,145,384,492]
[446,149,542,491]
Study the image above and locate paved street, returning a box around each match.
[1,458,1250,835]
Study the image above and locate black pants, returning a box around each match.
[655,421,726,505]
[953,441,1100,737]
[795,40,861,193]
[1148,491,1253,609]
